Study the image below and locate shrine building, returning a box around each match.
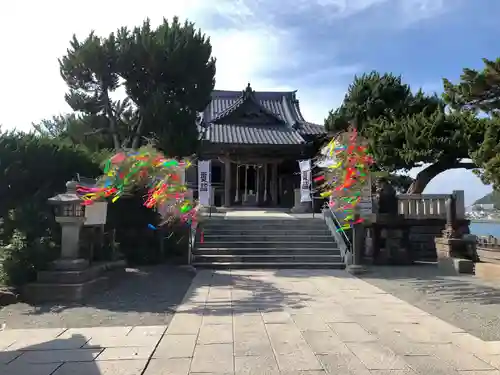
[191,83,327,209]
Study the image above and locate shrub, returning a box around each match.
[0,230,59,287]
[0,131,102,286]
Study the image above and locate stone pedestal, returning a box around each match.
[24,260,125,303]
[435,237,465,259]
[243,193,257,206]
[52,258,89,271]
[291,188,312,213]
[23,188,121,303]
[434,237,474,274]
[198,205,217,214]
[347,216,368,274]
[198,187,217,213]
[346,264,367,275]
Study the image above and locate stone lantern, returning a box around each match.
[23,180,119,303]
[47,180,88,271]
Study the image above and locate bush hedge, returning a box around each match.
[0,131,101,287]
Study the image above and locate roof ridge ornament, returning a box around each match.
[243,82,254,99]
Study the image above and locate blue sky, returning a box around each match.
[0,0,497,205]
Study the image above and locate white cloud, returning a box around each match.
[0,0,459,131]
[0,0,488,200]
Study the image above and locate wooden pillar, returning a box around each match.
[263,163,268,203]
[256,166,260,205]
[224,158,231,207]
[271,162,278,206]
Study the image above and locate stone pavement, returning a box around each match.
[3,269,500,374]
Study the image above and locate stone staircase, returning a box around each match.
[193,217,345,268]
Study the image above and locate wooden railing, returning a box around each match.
[397,190,465,219]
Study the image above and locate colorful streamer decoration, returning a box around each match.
[76,146,198,228]
[314,126,374,232]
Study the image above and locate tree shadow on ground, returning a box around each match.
[356,263,500,306]
[0,265,194,328]
[0,266,313,327]
[272,263,500,306]
[0,333,106,375]
[178,270,312,316]
[273,268,356,279]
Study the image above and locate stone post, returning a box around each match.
[291,188,313,213]
[452,190,465,219]
[442,194,458,239]
[347,212,367,274]
[435,193,474,274]
[58,217,85,259]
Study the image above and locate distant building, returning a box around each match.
[472,203,495,211]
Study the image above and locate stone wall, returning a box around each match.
[475,236,500,281]
[476,236,500,265]
[404,218,469,261]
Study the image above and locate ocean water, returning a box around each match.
[469,222,500,237]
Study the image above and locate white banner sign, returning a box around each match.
[84,201,108,226]
[198,160,211,206]
[299,159,312,202]
[358,175,373,218]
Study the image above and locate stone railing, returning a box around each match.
[397,190,465,220]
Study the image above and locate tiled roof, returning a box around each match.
[200,84,326,145]
[297,122,326,135]
[206,124,306,145]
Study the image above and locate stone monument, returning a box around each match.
[370,178,413,265]
[24,181,119,302]
[434,194,474,274]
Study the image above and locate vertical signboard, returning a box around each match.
[299,159,312,202]
[198,160,211,206]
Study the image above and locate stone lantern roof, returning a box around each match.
[47,181,81,205]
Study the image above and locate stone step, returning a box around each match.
[205,218,324,223]
[38,260,126,284]
[23,277,109,303]
[194,254,342,263]
[194,248,340,255]
[203,222,325,230]
[198,241,337,249]
[202,235,335,242]
[201,229,332,236]
[37,268,101,284]
[192,262,345,269]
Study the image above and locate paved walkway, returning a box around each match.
[0,265,194,329]
[2,269,500,374]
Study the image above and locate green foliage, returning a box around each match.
[468,116,500,189]
[0,230,59,287]
[474,190,500,208]
[0,130,101,216]
[444,58,500,190]
[0,130,101,286]
[104,191,190,265]
[385,174,414,194]
[59,17,216,156]
[32,113,114,151]
[105,191,162,265]
[443,58,500,114]
[325,71,480,193]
